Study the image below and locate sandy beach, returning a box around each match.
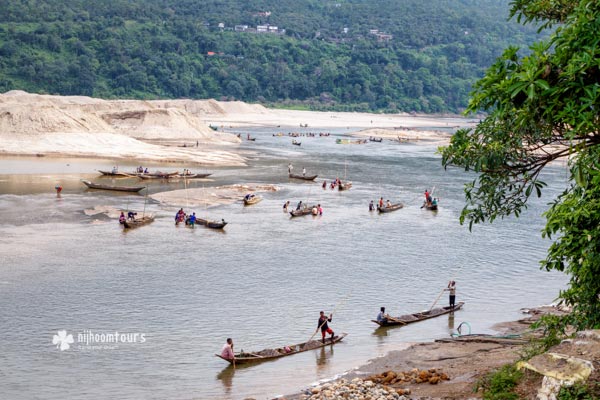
[0,91,473,166]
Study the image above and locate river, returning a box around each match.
[0,123,567,399]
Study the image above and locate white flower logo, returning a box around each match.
[52,330,74,351]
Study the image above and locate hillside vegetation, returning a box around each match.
[0,0,544,113]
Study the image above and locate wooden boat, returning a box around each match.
[121,216,155,229]
[338,181,352,191]
[215,333,347,365]
[292,140,301,146]
[372,302,465,327]
[336,138,351,144]
[422,202,438,211]
[196,217,227,229]
[377,203,404,213]
[289,173,318,181]
[82,180,145,193]
[369,137,383,142]
[247,137,256,141]
[98,170,131,177]
[290,206,316,217]
[243,195,262,206]
[138,172,180,180]
[173,173,212,179]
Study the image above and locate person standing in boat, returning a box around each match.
[445,280,456,309]
[317,311,334,344]
[377,307,388,324]
[378,197,384,209]
[221,338,235,361]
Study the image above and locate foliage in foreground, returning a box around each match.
[475,364,523,400]
[441,0,600,330]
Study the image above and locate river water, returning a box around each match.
[0,122,568,399]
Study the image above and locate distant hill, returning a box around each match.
[0,0,545,113]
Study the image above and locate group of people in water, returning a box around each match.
[175,208,197,227]
[322,178,344,190]
[119,211,138,224]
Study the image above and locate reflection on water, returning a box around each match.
[0,125,569,400]
[448,312,455,333]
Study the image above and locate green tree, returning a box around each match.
[441,0,600,329]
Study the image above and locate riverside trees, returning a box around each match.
[441,0,600,329]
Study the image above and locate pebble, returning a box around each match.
[304,378,408,400]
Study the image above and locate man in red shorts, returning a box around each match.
[317,311,334,344]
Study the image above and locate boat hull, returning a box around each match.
[82,180,145,192]
[215,333,347,365]
[197,218,227,229]
[289,173,318,181]
[377,203,404,213]
[244,196,262,205]
[372,302,464,327]
[122,216,155,229]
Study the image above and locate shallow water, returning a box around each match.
[0,126,568,399]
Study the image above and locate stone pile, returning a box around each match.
[301,378,409,399]
[366,368,450,385]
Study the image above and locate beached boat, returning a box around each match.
[97,170,132,177]
[290,206,317,217]
[371,302,465,327]
[82,180,145,193]
[122,216,155,229]
[215,333,347,365]
[196,218,228,229]
[377,203,404,213]
[289,173,318,181]
[369,137,383,142]
[243,195,262,206]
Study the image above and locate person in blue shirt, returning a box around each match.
[377,307,388,324]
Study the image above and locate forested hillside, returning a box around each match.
[0,0,544,113]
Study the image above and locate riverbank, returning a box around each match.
[0,91,471,165]
[280,307,569,400]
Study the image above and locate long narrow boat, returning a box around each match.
[377,203,404,213]
[98,170,132,177]
[338,181,352,191]
[196,217,227,229]
[122,216,155,229]
[290,206,316,217]
[289,173,318,181]
[372,302,465,327]
[243,195,262,206]
[173,173,212,179]
[138,172,180,180]
[215,333,347,365]
[82,180,145,193]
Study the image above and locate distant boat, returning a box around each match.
[196,218,227,229]
[243,195,262,206]
[336,139,351,144]
[422,202,438,211]
[292,140,301,146]
[372,302,464,327]
[97,170,132,177]
[290,206,316,217]
[215,333,347,365]
[289,173,318,181]
[377,203,404,213]
[122,216,155,229]
[338,181,352,191]
[138,172,180,180]
[82,180,145,193]
[173,173,212,179]
[369,137,383,142]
